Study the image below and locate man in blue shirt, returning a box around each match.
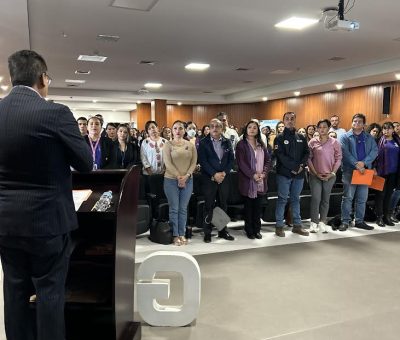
[339,113,378,231]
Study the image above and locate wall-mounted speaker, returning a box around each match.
[383,86,391,115]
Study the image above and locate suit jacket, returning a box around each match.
[236,139,271,196]
[0,86,93,237]
[111,141,138,169]
[198,134,234,177]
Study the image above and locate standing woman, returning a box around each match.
[236,121,271,239]
[307,119,342,233]
[375,122,400,226]
[306,124,316,142]
[140,120,167,175]
[201,124,210,139]
[112,124,137,169]
[163,120,198,245]
[85,116,114,169]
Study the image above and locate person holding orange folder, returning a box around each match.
[374,122,400,227]
[339,113,378,231]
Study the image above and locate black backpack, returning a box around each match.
[149,220,172,245]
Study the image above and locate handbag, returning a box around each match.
[149,219,172,244]
[211,207,231,231]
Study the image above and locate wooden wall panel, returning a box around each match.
[166,105,192,127]
[136,103,151,131]
[192,103,263,130]
[260,83,400,130]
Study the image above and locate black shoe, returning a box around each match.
[383,215,395,226]
[390,213,399,223]
[204,234,211,243]
[255,232,262,239]
[185,227,193,239]
[246,233,255,239]
[338,223,349,232]
[218,230,235,241]
[354,221,374,230]
[376,216,385,227]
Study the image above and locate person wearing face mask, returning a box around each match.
[185,121,200,149]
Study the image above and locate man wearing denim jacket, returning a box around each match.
[339,113,378,231]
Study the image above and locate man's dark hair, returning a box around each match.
[283,111,296,120]
[352,113,366,124]
[8,50,48,87]
[217,112,228,119]
[76,117,87,122]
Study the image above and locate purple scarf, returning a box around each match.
[246,140,265,198]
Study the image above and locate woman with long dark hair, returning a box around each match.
[236,121,271,239]
[375,122,400,226]
[112,124,137,169]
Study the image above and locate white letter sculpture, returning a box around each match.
[137,251,201,326]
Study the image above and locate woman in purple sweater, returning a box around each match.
[375,122,400,227]
[236,121,271,239]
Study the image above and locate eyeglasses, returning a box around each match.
[43,73,52,85]
[210,124,222,129]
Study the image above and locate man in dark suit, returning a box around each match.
[198,118,235,243]
[0,50,93,340]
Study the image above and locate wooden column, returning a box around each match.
[151,99,167,128]
[137,103,151,131]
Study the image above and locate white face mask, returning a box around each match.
[187,129,196,138]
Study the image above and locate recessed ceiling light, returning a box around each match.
[270,69,293,74]
[335,83,344,90]
[262,97,268,101]
[92,100,97,103]
[144,83,162,89]
[137,100,142,104]
[112,109,116,112]
[294,91,301,96]
[185,63,210,71]
[275,17,319,30]
[1,85,9,91]
[77,55,107,62]
[395,73,400,80]
[97,34,120,42]
[177,102,182,106]
[65,79,86,84]
[75,70,91,75]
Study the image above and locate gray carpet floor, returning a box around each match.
[137,231,400,340]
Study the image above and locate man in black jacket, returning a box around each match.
[0,50,93,340]
[274,112,310,237]
[198,118,235,243]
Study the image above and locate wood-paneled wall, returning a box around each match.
[136,103,151,131]
[166,105,192,127]
[133,82,400,131]
[192,103,263,129]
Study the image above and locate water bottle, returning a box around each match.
[92,191,112,211]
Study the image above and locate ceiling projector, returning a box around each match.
[325,18,360,31]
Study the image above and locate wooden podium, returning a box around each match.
[66,166,141,340]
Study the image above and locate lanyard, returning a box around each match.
[89,137,101,162]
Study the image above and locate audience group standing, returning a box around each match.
[76,110,400,244]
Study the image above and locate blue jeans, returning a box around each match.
[163,177,193,236]
[390,189,400,210]
[341,171,369,224]
[275,174,304,227]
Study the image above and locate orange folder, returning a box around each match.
[369,175,385,191]
[351,169,374,185]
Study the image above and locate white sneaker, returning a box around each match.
[309,222,319,233]
[319,222,328,233]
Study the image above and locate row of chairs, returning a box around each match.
[135,170,345,235]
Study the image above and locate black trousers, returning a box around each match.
[202,174,230,235]
[243,195,262,235]
[375,173,397,216]
[0,233,71,340]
